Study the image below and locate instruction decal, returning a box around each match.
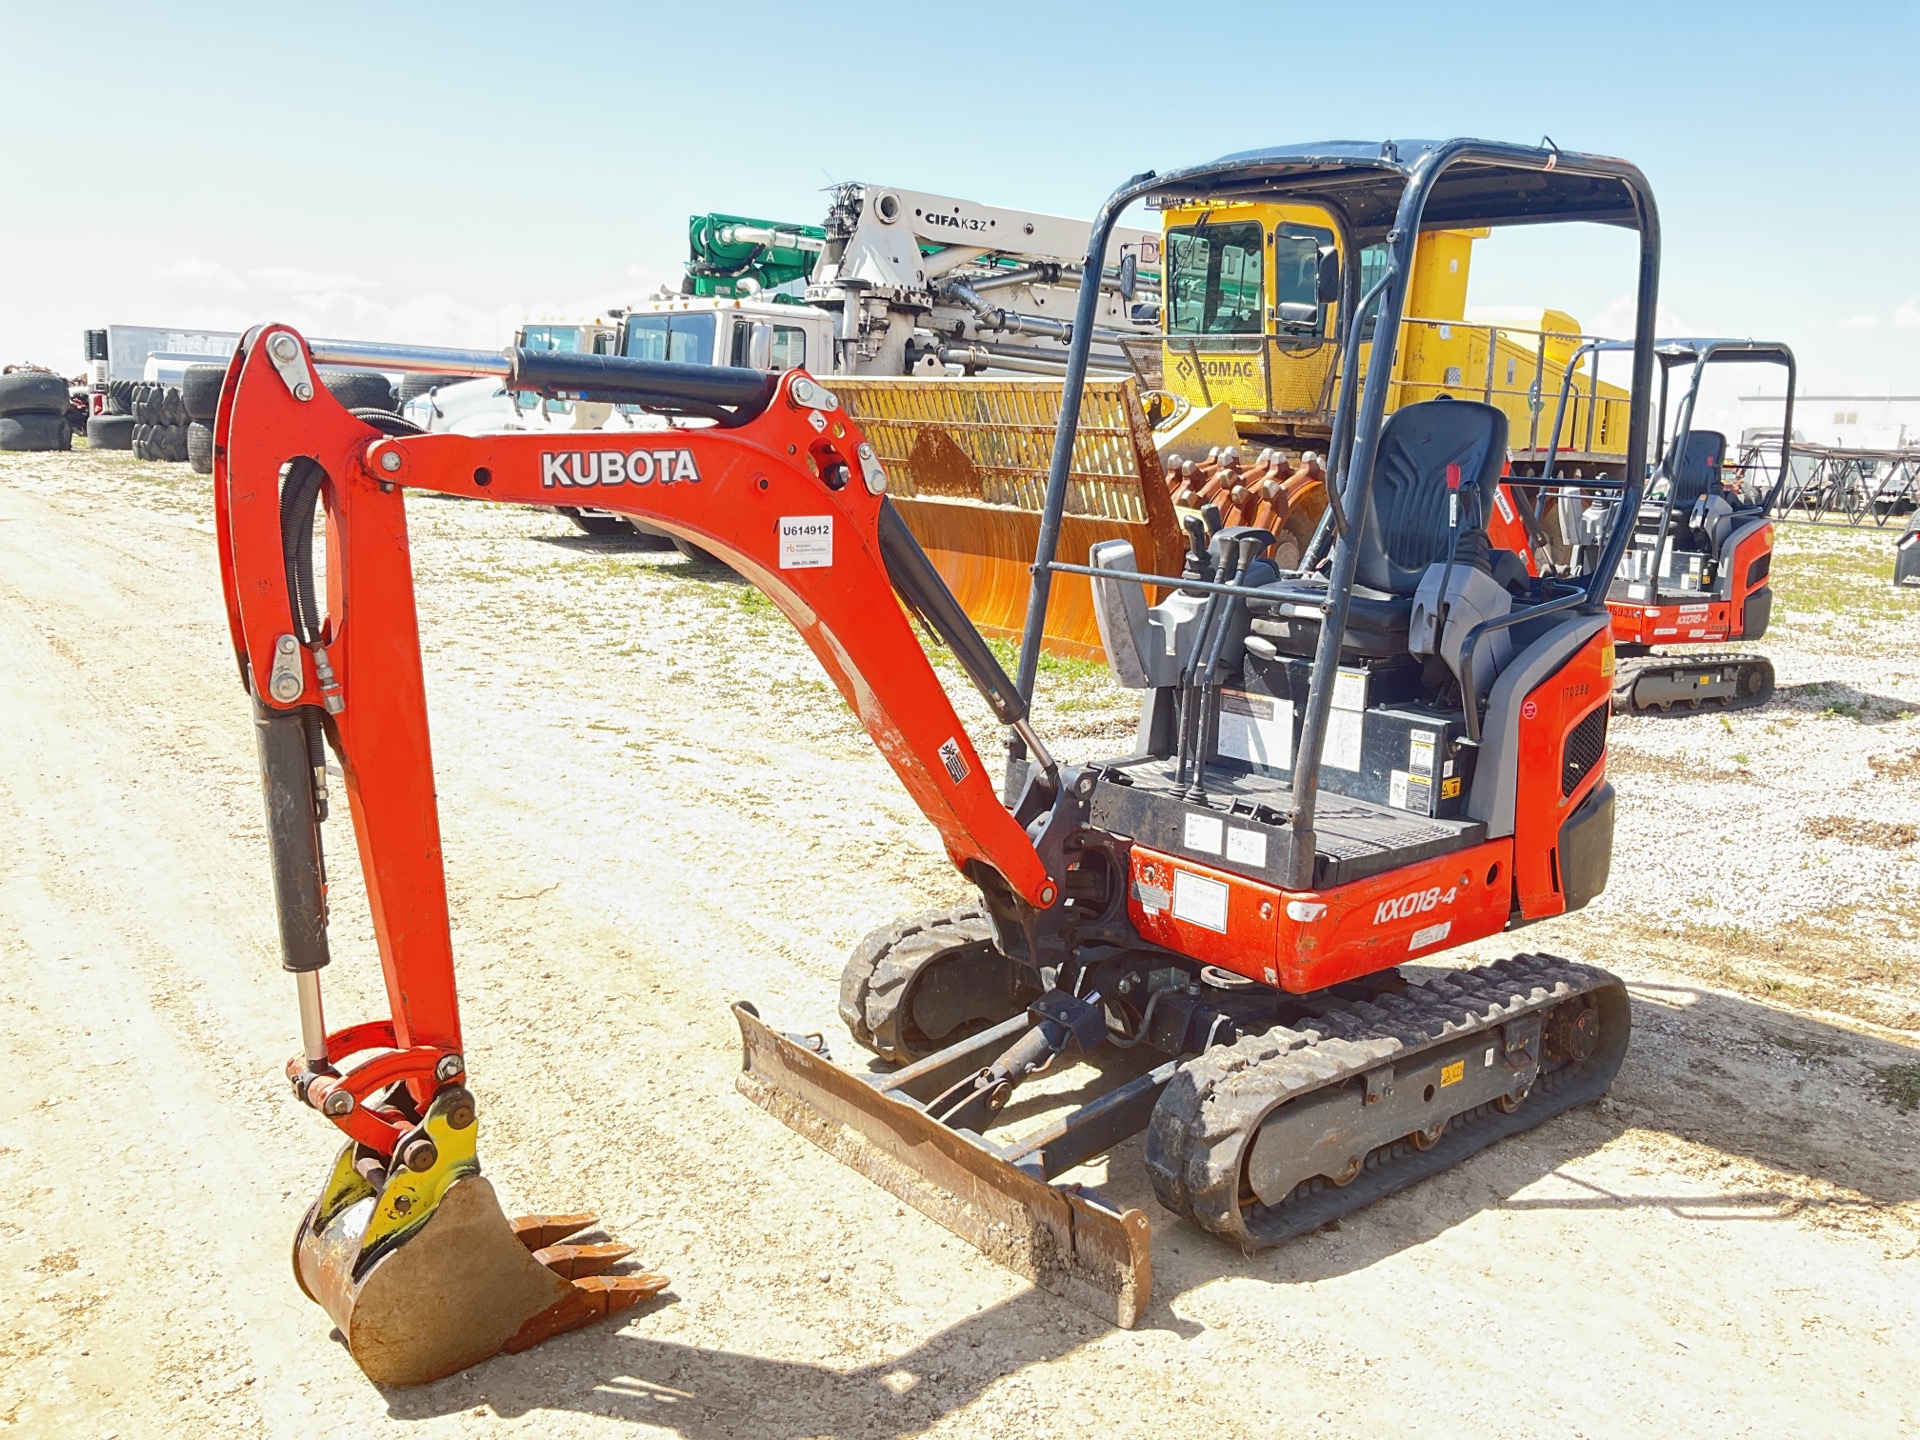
[779,515,833,569]
[937,737,969,785]
[1171,870,1229,933]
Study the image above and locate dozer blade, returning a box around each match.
[733,1002,1153,1327]
[292,1085,667,1385]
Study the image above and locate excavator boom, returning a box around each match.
[213,325,1062,1382]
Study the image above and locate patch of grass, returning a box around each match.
[1872,1063,1920,1112]
[1769,1031,1851,1062]
[1803,815,1919,850]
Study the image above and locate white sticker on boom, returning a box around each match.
[1493,485,1515,524]
[778,515,833,569]
[1408,920,1452,952]
[1183,813,1224,855]
[1226,827,1268,867]
[1171,870,1229,933]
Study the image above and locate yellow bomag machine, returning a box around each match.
[1151,196,1631,459]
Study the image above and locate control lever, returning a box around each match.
[1181,514,1214,583]
[1189,532,1270,804]
[1174,542,1245,787]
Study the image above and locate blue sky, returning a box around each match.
[3,0,1915,414]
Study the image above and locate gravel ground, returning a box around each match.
[2,446,1917,1439]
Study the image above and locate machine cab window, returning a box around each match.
[1165,219,1264,345]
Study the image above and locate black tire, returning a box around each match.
[323,370,395,413]
[107,380,133,416]
[0,412,72,451]
[87,414,136,450]
[0,372,68,417]
[132,384,152,423]
[166,423,189,463]
[397,372,459,403]
[186,421,214,472]
[166,387,187,427]
[181,365,225,421]
[670,535,727,567]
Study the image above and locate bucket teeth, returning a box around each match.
[510,1212,598,1250]
[502,1271,670,1355]
[532,1241,633,1278]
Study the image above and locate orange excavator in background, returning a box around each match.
[215,138,1658,1386]
[1488,338,1795,713]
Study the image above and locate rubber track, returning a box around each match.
[1614,652,1774,714]
[1144,953,1626,1253]
[838,904,994,1062]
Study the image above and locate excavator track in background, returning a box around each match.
[1612,651,1776,714]
[1145,955,1628,1251]
[838,905,1039,1064]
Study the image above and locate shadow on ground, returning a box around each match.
[382,982,1917,1436]
[1774,680,1915,723]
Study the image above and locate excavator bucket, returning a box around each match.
[835,377,1188,661]
[733,1003,1153,1326]
[291,1085,668,1385]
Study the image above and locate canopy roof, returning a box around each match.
[1141,139,1649,239]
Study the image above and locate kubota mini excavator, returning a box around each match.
[216,139,1657,1385]
[1492,338,1795,713]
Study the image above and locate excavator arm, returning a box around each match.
[212,324,1060,1382]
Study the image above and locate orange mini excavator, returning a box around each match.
[216,139,1658,1385]
[1491,339,1795,712]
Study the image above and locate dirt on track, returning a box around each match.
[2,449,1918,1440]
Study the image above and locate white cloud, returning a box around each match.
[1838,314,1879,329]
[1893,297,1920,330]
[1581,290,1693,341]
[246,266,380,293]
[155,258,244,290]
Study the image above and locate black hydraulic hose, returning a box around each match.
[279,457,327,645]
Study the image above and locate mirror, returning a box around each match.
[747,322,774,371]
[1276,301,1319,331]
[1118,252,1138,302]
[1316,247,1341,304]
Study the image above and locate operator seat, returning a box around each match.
[1670,429,1727,508]
[1251,397,1512,657]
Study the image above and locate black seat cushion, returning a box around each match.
[1249,583,1411,658]
[1355,398,1509,596]
[1669,430,1726,507]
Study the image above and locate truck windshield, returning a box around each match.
[1166,220,1263,337]
[623,313,718,365]
[519,325,585,352]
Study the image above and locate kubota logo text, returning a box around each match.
[1373,884,1458,925]
[540,448,702,488]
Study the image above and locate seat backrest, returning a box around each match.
[1355,398,1509,595]
[1669,429,1726,506]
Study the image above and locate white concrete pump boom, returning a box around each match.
[805,183,1163,376]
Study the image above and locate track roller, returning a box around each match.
[1145,955,1628,1251]
[1614,652,1774,714]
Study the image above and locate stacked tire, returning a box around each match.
[130,382,189,462]
[0,371,74,452]
[84,379,136,450]
[182,365,225,474]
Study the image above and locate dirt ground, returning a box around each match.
[3,448,1918,1440]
